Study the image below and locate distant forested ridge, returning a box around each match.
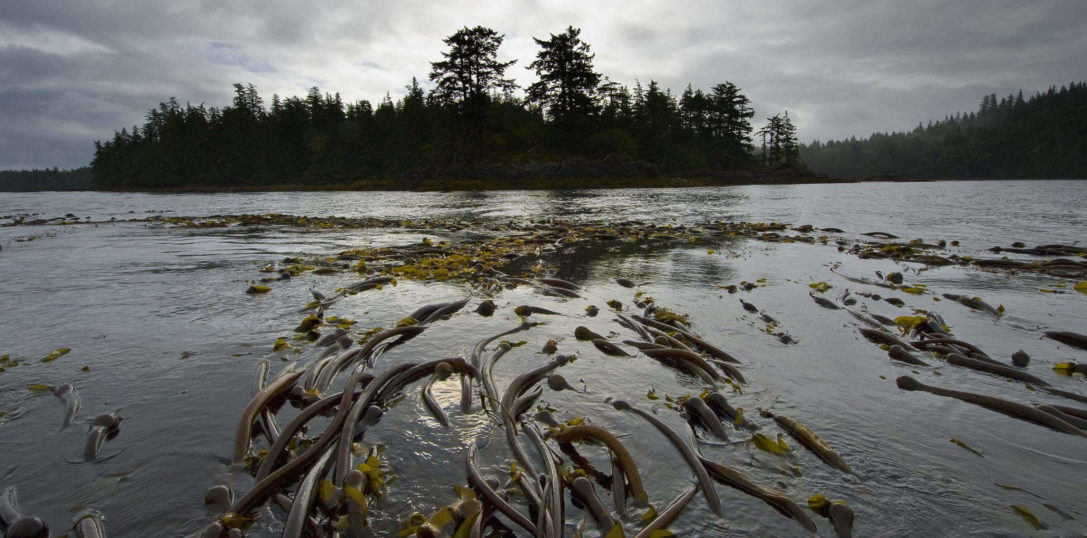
[91,26,804,189]
[0,167,94,191]
[802,82,1087,179]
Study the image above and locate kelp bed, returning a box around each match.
[2,213,1087,537]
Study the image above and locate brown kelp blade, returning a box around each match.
[896,376,1086,436]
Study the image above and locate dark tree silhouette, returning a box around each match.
[526,26,601,151]
[757,112,799,168]
[86,24,803,190]
[429,26,517,157]
[710,82,756,167]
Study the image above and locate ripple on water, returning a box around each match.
[0,183,1085,535]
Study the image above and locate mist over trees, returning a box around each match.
[90,25,794,189]
[802,82,1087,179]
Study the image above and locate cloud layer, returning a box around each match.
[2,0,1085,169]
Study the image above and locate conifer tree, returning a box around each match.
[429,26,517,156]
[526,26,601,121]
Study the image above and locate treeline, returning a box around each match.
[0,167,94,192]
[801,82,1087,179]
[92,26,802,189]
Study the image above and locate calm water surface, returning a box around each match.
[0,180,1085,536]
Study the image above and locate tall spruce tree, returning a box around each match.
[429,26,517,157]
[526,26,601,151]
[709,82,755,167]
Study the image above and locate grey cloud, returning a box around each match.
[2,0,1086,168]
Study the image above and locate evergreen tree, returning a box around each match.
[429,26,517,156]
[801,82,1087,178]
[708,82,755,167]
[757,112,799,168]
[526,26,602,151]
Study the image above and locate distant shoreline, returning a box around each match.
[91,173,920,193]
[3,174,1079,194]
[103,174,852,193]
[96,175,1086,194]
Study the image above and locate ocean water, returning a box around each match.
[0,180,1084,536]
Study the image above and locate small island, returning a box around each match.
[89,26,809,191]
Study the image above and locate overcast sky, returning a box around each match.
[2,0,1085,170]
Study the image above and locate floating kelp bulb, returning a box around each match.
[585,305,599,317]
[204,485,233,514]
[245,285,270,294]
[1011,350,1030,367]
[92,412,121,432]
[574,326,605,341]
[546,374,576,392]
[474,300,496,317]
[541,340,557,354]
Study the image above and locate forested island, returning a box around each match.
[88,26,806,191]
[802,82,1087,179]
